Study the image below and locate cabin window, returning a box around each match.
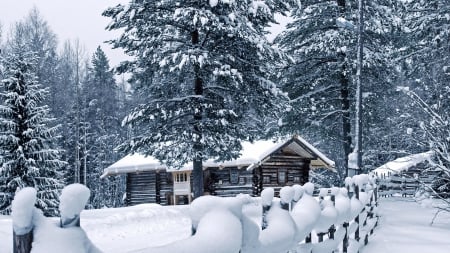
[230,169,239,184]
[278,171,287,184]
[175,173,188,182]
[263,176,271,184]
[293,176,300,183]
[239,177,246,185]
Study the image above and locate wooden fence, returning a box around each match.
[11,174,379,253]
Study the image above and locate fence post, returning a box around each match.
[59,184,90,229]
[13,230,33,253]
[261,188,274,230]
[354,184,360,243]
[328,193,336,240]
[343,222,349,253]
[11,188,37,253]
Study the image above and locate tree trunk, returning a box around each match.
[355,0,365,172]
[192,29,204,199]
[337,0,352,178]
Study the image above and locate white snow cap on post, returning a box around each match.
[261,188,274,207]
[292,185,304,202]
[12,187,37,235]
[189,195,245,231]
[280,186,294,204]
[59,184,90,219]
[344,177,353,187]
[303,182,315,195]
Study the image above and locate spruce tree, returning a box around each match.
[104,0,296,198]
[83,47,124,208]
[0,49,65,215]
[275,0,398,175]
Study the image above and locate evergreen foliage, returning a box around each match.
[82,47,125,208]
[0,48,65,216]
[104,0,296,197]
[275,0,399,176]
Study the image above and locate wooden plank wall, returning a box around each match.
[126,171,157,206]
[257,154,310,196]
[207,167,254,197]
[126,170,173,206]
[159,170,173,205]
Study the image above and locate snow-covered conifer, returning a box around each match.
[276,0,398,175]
[0,46,64,215]
[103,0,297,197]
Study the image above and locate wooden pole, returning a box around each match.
[13,230,33,253]
[354,184,360,242]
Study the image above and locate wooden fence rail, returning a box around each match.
[11,174,379,253]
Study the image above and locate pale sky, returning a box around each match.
[0,0,289,68]
[0,0,128,66]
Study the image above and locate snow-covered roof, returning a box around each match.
[372,151,434,177]
[101,136,335,178]
[100,154,168,178]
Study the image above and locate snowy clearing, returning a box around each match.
[362,197,450,253]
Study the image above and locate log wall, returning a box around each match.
[206,167,254,197]
[255,155,311,196]
[126,170,172,206]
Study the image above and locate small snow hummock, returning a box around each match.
[11,187,37,235]
[314,199,338,233]
[259,200,297,253]
[335,188,351,225]
[189,195,245,232]
[291,190,321,243]
[280,186,294,204]
[344,177,353,187]
[59,184,91,220]
[292,185,304,202]
[303,182,315,195]
[261,188,274,207]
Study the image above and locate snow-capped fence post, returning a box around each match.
[328,193,336,240]
[354,184,360,243]
[342,222,349,253]
[59,184,90,228]
[317,192,326,242]
[261,188,274,230]
[11,187,37,253]
[280,186,294,211]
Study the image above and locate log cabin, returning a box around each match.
[101,136,335,206]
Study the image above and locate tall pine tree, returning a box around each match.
[104,0,296,198]
[0,48,65,215]
[275,0,398,176]
[83,47,125,208]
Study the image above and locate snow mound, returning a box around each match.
[314,199,338,233]
[59,184,90,220]
[259,200,297,253]
[31,209,102,253]
[303,182,315,195]
[261,188,274,207]
[292,185,304,202]
[137,209,242,253]
[335,188,351,224]
[12,187,37,235]
[280,186,294,204]
[291,192,321,243]
[189,195,244,231]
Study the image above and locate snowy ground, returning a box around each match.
[1,197,450,253]
[362,197,450,253]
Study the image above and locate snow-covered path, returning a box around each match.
[363,197,450,253]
